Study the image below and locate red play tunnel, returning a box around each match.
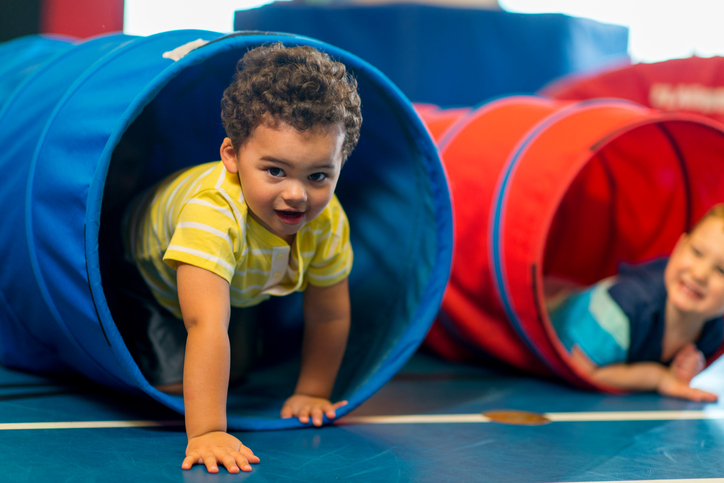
[540,56,724,126]
[417,97,724,388]
[414,103,471,143]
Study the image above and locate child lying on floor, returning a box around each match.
[546,204,724,402]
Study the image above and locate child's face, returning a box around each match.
[221,121,345,243]
[664,216,724,320]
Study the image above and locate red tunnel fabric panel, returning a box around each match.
[420,97,561,376]
[541,57,724,125]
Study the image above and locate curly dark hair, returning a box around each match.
[221,42,362,161]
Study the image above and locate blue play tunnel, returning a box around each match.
[0,31,452,430]
[0,34,76,112]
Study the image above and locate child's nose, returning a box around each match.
[282,180,307,203]
[691,260,710,282]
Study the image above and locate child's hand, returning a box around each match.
[281,394,348,426]
[657,369,718,403]
[182,431,259,474]
[670,343,706,383]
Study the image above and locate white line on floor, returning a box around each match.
[340,414,492,424]
[2,409,724,430]
[0,420,184,430]
[546,410,724,421]
[338,409,724,425]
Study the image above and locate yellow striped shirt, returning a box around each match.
[124,161,353,318]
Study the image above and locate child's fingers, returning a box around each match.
[298,405,311,424]
[331,400,348,411]
[311,407,325,427]
[201,451,220,473]
[693,389,718,402]
[281,397,348,424]
[677,385,718,402]
[226,450,255,473]
[280,403,294,419]
[324,400,347,419]
[234,456,253,473]
[239,444,260,464]
[218,452,241,474]
[181,452,201,470]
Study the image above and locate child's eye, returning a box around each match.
[691,246,703,257]
[308,172,327,182]
[716,266,724,276]
[267,167,284,177]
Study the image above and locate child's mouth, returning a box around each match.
[679,280,704,300]
[276,210,304,224]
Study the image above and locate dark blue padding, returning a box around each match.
[234,5,629,107]
[0,31,452,430]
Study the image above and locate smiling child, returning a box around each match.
[547,204,724,402]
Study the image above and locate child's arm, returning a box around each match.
[570,345,718,402]
[177,263,260,473]
[281,277,350,426]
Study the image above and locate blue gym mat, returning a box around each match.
[2,350,722,482]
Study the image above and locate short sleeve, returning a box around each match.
[609,259,668,363]
[549,280,630,366]
[305,199,353,287]
[163,190,243,284]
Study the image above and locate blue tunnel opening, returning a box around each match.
[0,31,452,429]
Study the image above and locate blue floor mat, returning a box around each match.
[1,351,723,482]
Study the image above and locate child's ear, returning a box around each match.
[220,137,239,174]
